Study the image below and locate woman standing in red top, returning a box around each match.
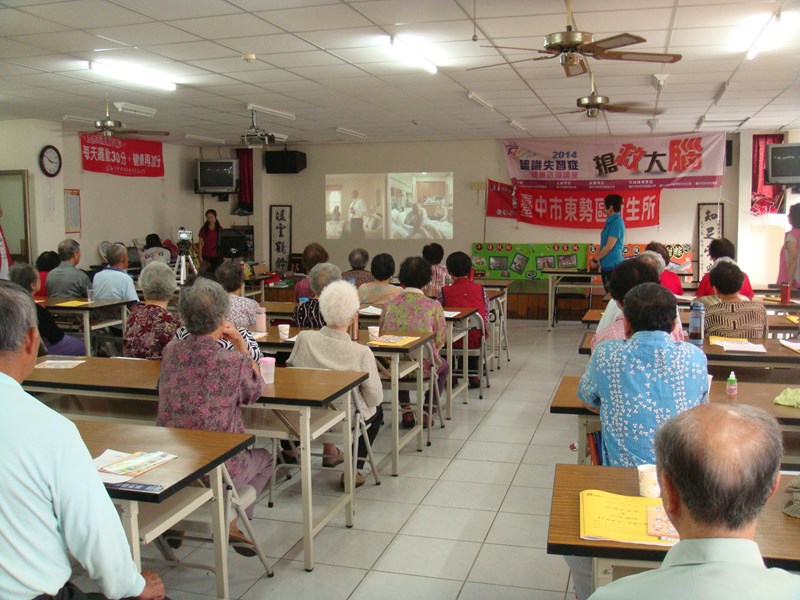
[198,209,223,273]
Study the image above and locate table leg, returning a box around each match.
[118,500,141,570]
[83,310,91,356]
[416,347,424,451]
[445,321,454,420]
[342,394,354,527]
[391,354,400,476]
[547,275,555,331]
[461,332,468,402]
[208,466,229,600]
[121,305,128,336]
[299,407,315,570]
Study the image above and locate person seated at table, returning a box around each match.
[93,243,138,303]
[157,278,272,550]
[35,250,60,298]
[703,262,768,338]
[291,262,342,329]
[592,257,684,351]
[9,263,85,356]
[124,262,181,360]
[341,248,374,288]
[695,238,754,299]
[380,256,448,428]
[589,404,800,600]
[46,238,91,298]
[645,241,683,294]
[288,280,384,488]
[215,260,259,328]
[294,242,328,301]
[421,242,447,297]
[174,274,262,363]
[142,233,171,266]
[358,252,401,305]
[0,281,165,600]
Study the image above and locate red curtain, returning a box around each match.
[236,148,253,211]
[751,133,784,214]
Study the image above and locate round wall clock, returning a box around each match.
[39,145,62,177]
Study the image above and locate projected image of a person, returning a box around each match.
[405,197,430,239]
[348,190,367,239]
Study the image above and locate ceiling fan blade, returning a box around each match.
[522,109,583,119]
[605,104,665,115]
[467,54,556,71]
[580,33,645,54]
[481,45,554,55]
[595,49,682,63]
[562,55,588,77]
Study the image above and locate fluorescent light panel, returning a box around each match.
[185,133,226,144]
[336,126,367,139]
[63,114,96,125]
[246,103,296,121]
[113,102,157,117]
[389,35,438,74]
[508,120,526,132]
[90,61,176,91]
[468,92,493,112]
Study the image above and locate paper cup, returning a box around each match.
[259,357,276,384]
[278,324,290,341]
[368,326,380,341]
[637,464,660,498]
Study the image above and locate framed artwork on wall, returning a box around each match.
[269,205,291,272]
[697,202,723,279]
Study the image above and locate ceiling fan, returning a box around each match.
[471,0,682,76]
[65,98,169,137]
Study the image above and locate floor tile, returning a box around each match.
[350,571,462,600]
[512,463,556,488]
[329,497,417,534]
[403,437,465,458]
[422,480,508,511]
[523,444,579,466]
[240,560,366,600]
[282,527,393,570]
[459,582,565,600]
[354,475,435,504]
[468,544,570,591]
[377,454,453,479]
[485,512,550,548]
[373,535,481,580]
[469,424,535,445]
[532,428,573,447]
[440,459,519,485]
[456,440,527,463]
[500,486,553,516]
[401,505,496,542]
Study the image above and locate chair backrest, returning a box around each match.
[142,247,171,266]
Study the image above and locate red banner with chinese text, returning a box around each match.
[502,132,725,190]
[486,180,516,219]
[515,188,660,229]
[80,133,164,177]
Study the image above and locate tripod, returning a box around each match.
[174,241,197,284]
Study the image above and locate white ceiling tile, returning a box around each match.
[227,68,305,85]
[89,22,200,46]
[7,54,88,72]
[0,62,40,76]
[228,0,339,10]
[14,30,122,53]
[216,33,317,55]
[295,26,386,50]
[353,0,467,25]
[112,0,242,20]
[261,50,347,69]
[186,56,276,73]
[287,63,372,79]
[0,8,70,35]
[255,4,372,31]
[168,14,280,39]
[20,0,150,27]
[145,41,238,61]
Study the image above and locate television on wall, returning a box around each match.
[766,144,800,185]
[196,159,239,194]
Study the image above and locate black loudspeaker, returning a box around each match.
[725,139,733,167]
[265,150,307,174]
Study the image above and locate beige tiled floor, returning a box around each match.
[78,319,591,599]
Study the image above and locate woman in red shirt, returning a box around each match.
[645,241,683,294]
[198,209,223,273]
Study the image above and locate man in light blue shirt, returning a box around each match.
[93,243,139,302]
[590,403,800,599]
[0,282,164,600]
[578,282,708,467]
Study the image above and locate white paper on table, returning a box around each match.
[442,310,460,318]
[249,331,267,340]
[35,360,85,369]
[720,341,766,353]
[359,306,383,316]
[92,449,133,484]
[674,295,694,303]
[779,339,800,353]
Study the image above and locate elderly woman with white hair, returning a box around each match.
[123,261,181,359]
[291,262,342,328]
[288,280,383,487]
[158,278,272,551]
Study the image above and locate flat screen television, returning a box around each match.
[766,143,800,185]
[196,159,239,194]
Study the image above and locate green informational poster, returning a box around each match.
[472,242,590,280]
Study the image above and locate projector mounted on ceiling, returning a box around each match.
[240,109,286,146]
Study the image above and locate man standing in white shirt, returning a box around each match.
[0,281,165,600]
[348,189,367,239]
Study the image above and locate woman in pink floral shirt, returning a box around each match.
[379,256,448,427]
[157,278,272,549]
[124,262,181,359]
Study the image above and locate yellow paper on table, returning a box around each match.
[368,335,418,347]
[708,336,748,346]
[55,300,88,307]
[580,489,677,547]
[786,316,799,324]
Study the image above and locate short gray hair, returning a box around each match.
[348,248,369,270]
[57,239,80,262]
[215,261,244,293]
[309,262,342,296]
[139,262,176,301]
[640,250,666,274]
[319,280,359,327]
[178,278,229,335]
[9,263,38,294]
[655,403,782,530]
[106,243,127,266]
[0,280,38,353]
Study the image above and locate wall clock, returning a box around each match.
[39,145,62,177]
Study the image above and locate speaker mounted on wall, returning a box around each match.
[264,150,307,174]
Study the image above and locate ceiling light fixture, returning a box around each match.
[695,115,705,130]
[389,35,438,74]
[62,114,96,125]
[185,133,226,145]
[336,126,367,139]
[90,61,176,91]
[713,82,729,105]
[113,102,157,117]
[508,120,526,132]
[246,103,296,121]
[467,91,493,112]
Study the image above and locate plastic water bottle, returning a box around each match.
[781,281,791,304]
[688,301,705,346]
[726,371,738,401]
[255,307,267,333]
[299,297,309,303]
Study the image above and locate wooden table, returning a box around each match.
[41,297,132,355]
[24,357,367,572]
[757,296,800,314]
[547,464,800,592]
[259,301,296,323]
[539,269,605,331]
[550,375,800,466]
[76,420,253,600]
[255,326,434,476]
